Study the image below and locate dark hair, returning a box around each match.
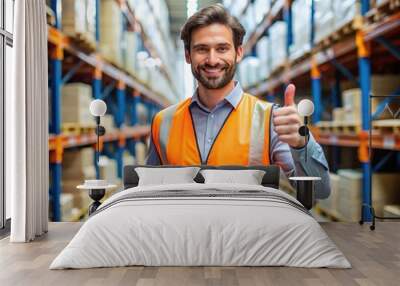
[180,4,246,52]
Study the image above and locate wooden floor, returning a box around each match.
[0,222,399,286]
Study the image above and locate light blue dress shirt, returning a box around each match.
[146,82,331,199]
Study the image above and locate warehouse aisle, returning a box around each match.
[42,0,400,224]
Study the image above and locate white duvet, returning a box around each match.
[50,183,351,269]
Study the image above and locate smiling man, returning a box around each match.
[146,4,330,199]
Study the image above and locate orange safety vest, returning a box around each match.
[151,93,273,166]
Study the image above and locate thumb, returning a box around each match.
[284,84,296,106]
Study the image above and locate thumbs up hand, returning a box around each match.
[272,84,306,148]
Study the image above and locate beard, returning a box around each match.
[191,56,237,89]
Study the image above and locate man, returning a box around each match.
[146,4,330,199]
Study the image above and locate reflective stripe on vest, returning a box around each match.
[249,100,270,165]
[159,104,178,164]
[153,94,272,165]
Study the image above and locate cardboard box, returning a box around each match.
[100,0,123,66]
[102,114,117,133]
[99,156,118,183]
[61,193,74,220]
[332,107,346,122]
[62,83,95,125]
[341,75,400,121]
[336,169,400,221]
[318,173,340,213]
[135,142,147,165]
[62,0,96,43]
[62,148,96,180]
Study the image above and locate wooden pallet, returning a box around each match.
[391,0,400,9]
[315,121,333,133]
[372,119,400,134]
[62,123,96,136]
[67,32,97,54]
[315,19,357,51]
[315,121,362,134]
[333,122,362,134]
[368,0,400,23]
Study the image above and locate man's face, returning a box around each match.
[185,23,243,89]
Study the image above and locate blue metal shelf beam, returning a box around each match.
[283,1,293,57]
[331,72,341,108]
[102,82,116,100]
[50,0,62,222]
[95,0,100,43]
[359,0,373,222]
[375,36,400,60]
[62,60,84,85]
[310,0,315,47]
[311,77,322,123]
[93,78,102,100]
[129,94,139,126]
[330,58,359,85]
[116,84,126,178]
[51,0,61,30]
[361,0,370,15]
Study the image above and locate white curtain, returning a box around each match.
[7,0,49,242]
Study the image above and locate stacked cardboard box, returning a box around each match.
[63,148,96,180]
[290,0,311,60]
[136,52,150,84]
[341,75,400,122]
[256,36,271,80]
[99,156,119,184]
[336,169,400,221]
[318,173,340,215]
[269,22,287,70]
[333,0,358,30]
[314,1,335,43]
[238,57,261,88]
[123,32,139,76]
[61,0,96,43]
[254,0,271,25]
[102,114,117,134]
[332,107,346,122]
[60,193,75,221]
[62,83,95,126]
[135,142,147,165]
[100,0,123,66]
[62,148,96,212]
[62,0,86,36]
[136,103,149,125]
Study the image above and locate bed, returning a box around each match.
[50,165,351,269]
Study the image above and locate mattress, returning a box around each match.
[50,183,351,269]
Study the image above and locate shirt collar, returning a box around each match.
[190,81,243,111]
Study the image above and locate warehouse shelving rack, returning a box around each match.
[48,0,172,221]
[241,0,400,223]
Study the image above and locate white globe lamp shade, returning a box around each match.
[90,99,107,117]
[297,99,314,117]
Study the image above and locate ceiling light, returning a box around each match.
[187,0,198,18]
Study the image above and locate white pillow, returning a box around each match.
[135,167,200,186]
[200,169,266,185]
